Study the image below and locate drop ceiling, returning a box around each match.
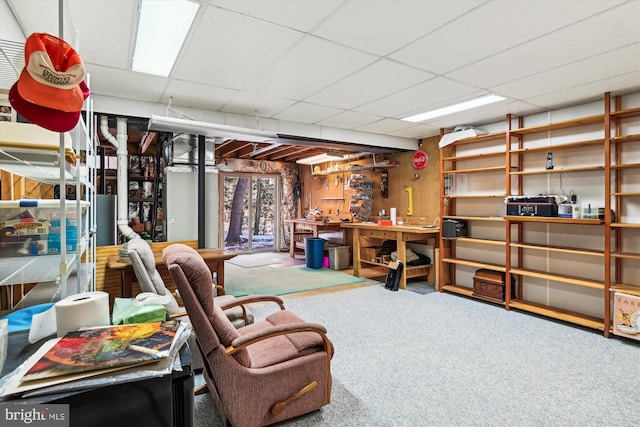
[1,0,639,162]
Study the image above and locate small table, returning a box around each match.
[284,219,345,258]
[107,248,237,297]
[0,330,194,427]
[340,223,440,291]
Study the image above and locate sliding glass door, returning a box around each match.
[221,173,279,253]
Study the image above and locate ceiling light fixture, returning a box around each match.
[132,0,200,77]
[402,94,507,123]
[296,153,344,165]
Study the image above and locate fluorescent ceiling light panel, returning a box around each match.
[402,94,506,123]
[132,0,199,77]
[296,153,344,165]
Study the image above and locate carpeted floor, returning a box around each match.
[194,284,640,426]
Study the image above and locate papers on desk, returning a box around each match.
[0,321,190,397]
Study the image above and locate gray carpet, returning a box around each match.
[194,284,639,426]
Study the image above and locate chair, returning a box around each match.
[163,243,333,427]
[126,237,253,371]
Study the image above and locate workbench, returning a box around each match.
[340,222,440,290]
[284,219,346,258]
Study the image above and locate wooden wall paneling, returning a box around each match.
[299,136,440,225]
[95,239,198,308]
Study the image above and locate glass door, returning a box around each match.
[221,173,279,253]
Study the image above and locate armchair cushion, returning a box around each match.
[127,237,181,313]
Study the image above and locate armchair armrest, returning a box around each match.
[217,295,285,311]
[226,322,331,355]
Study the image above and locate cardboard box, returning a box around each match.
[361,247,380,262]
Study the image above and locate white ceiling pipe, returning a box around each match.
[99,116,138,241]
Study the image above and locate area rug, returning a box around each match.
[226,252,283,268]
[224,264,366,296]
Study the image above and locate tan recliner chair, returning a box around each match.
[163,243,333,427]
[126,237,253,371]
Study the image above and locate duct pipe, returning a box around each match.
[100,116,137,241]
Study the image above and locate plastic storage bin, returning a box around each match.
[328,246,350,270]
[304,237,325,269]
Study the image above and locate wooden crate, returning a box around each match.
[473,269,514,302]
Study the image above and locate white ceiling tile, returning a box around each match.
[305,59,435,109]
[525,72,640,110]
[313,0,484,56]
[208,0,342,32]
[317,111,383,130]
[88,65,169,103]
[273,102,343,123]
[220,91,296,118]
[390,0,629,74]
[391,123,442,140]
[174,6,303,88]
[493,44,640,101]
[355,118,417,134]
[245,36,377,100]
[355,77,482,118]
[162,80,238,111]
[447,1,640,88]
[66,0,136,69]
[426,100,544,129]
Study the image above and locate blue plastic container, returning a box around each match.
[305,237,325,269]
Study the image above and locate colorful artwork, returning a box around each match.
[613,293,640,340]
[21,321,180,381]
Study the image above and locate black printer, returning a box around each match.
[505,195,558,217]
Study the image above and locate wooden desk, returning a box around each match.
[284,219,346,257]
[340,223,440,291]
[107,248,237,297]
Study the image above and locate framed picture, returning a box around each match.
[0,94,16,122]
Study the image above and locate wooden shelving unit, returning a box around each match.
[439,91,640,337]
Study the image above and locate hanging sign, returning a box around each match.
[412,150,428,170]
[257,160,269,173]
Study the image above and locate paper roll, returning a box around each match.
[55,291,110,337]
[390,208,397,225]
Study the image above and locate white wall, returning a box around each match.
[164,169,218,248]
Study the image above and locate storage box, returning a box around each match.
[361,247,380,262]
[473,269,515,302]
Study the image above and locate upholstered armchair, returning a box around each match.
[126,238,253,371]
[163,243,333,427]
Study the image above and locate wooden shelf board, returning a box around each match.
[611,191,640,195]
[445,131,507,146]
[443,215,505,222]
[610,134,640,144]
[611,223,640,228]
[610,284,640,297]
[509,267,604,289]
[509,138,604,154]
[509,300,604,330]
[442,284,508,305]
[505,216,603,225]
[455,237,506,246]
[440,284,474,297]
[510,242,604,257]
[610,163,640,170]
[443,165,506,174]
[442,151,505,161]
[510,165,604,175]
[445,194,507,199]
[510,114,603,135]
[610,107,640,119]
[610,251,640,260]
[441,258,506,272]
